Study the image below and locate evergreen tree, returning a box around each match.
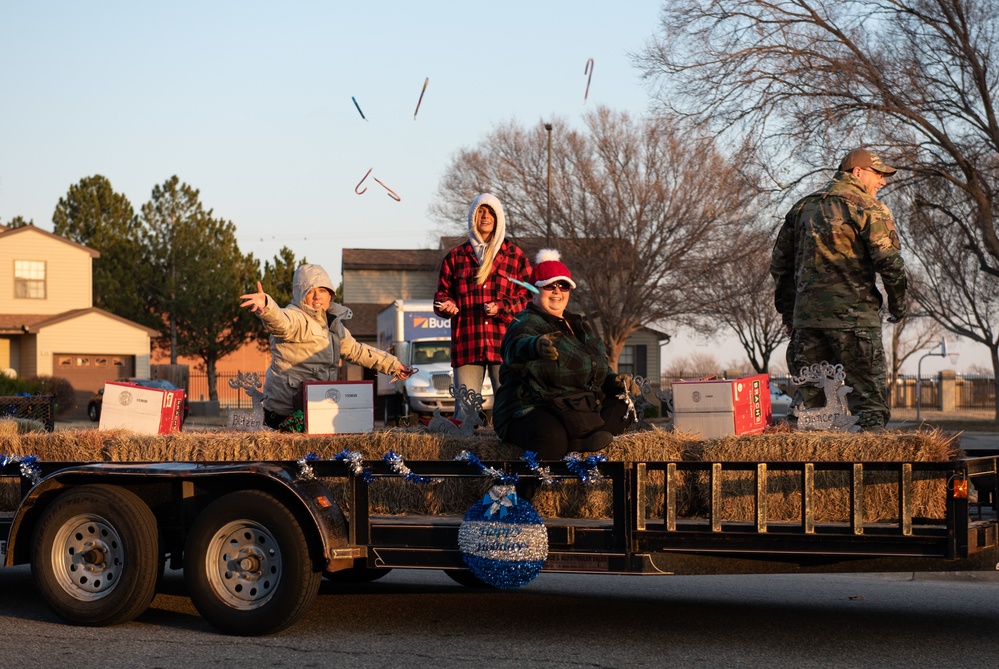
[140,176,260,401]
[52,175,150,325]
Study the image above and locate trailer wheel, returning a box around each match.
[184,490,321,636]
[31,485,160,626]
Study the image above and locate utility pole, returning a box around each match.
[545,123,553,247]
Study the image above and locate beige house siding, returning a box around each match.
[342,269,438,303]
[33,312,152,377]
[20,335,38,378]
[1,228,95,314]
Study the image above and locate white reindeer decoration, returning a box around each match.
[790,362,860,432]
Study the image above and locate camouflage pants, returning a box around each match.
[785,327,889,430]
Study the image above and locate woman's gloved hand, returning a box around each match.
[535,334,559,360]
[615,373,642,396]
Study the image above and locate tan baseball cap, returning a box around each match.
[839,148,897,175]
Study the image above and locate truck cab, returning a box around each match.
[404,338,494,416]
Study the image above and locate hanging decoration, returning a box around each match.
[455,449,548,588]
[457,483,548,589]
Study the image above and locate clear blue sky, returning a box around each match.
[1,1,661,281]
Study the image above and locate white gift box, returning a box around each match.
[98,381,185,434]
[672,374,772,439]
[303,381,374,435]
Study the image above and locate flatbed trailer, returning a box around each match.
[1,454,997,635]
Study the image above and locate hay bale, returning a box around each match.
[527,428,698,519]
[0,427,958,523]
[696,429,957,523]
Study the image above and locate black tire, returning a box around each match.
[324,566,392,584]
[87,402,100,422]
[184,490,321,636]
[444,569,495,589]
[31,485,159,626]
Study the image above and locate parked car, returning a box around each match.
[88,379,190,422]
[770,384,795,420]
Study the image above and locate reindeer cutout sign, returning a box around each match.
[425,385,486,436]
[227,371,266,431]
[791,362,860,432]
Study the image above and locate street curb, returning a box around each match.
[908,570,999,583]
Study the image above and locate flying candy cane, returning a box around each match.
[413,77,429,119]
[355,168,373,195]
[584,58,594,103]
[351,96,367,120]
[373,176,402,201]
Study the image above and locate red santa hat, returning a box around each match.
[530,249,577,289]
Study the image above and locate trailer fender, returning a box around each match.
[3,462,350,570]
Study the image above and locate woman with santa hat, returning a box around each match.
[493,249,637,460]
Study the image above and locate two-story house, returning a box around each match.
[0,224,158,417]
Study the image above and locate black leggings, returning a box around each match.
[502,393,632,461]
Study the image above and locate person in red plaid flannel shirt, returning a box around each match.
[434,193,531,422]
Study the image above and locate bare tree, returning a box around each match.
[432,107,759,368]
[692,227,788,373]
[637,0,999,277]
[662,352,723,379]
[900,181,999,417]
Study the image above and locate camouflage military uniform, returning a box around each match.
[771,171,907,430]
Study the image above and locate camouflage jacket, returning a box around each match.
[771,171,907,329]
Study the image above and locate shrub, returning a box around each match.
[25,376,77,416]
[0,374,33,396]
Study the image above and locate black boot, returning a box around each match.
[579,430,613,452]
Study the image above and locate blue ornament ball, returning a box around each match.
[457,485,548,589]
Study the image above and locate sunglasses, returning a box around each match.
[541,281,572,292]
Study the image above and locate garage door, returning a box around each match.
[55,354,135,418]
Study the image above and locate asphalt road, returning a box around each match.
[1,565,997,669]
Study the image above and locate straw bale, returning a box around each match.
[694,429,958,522]
[0,427,958,522]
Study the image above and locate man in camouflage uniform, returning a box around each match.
[771,148,907,430]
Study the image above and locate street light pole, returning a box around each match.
[916,339,947,422]
[544,123,552,247]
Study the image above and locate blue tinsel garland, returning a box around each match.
[0,453,41,486]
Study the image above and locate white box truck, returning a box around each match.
[375,299,494,422]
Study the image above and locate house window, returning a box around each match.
[14,260,46,299]
[617,344,648,377]
[618,346,636,375]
